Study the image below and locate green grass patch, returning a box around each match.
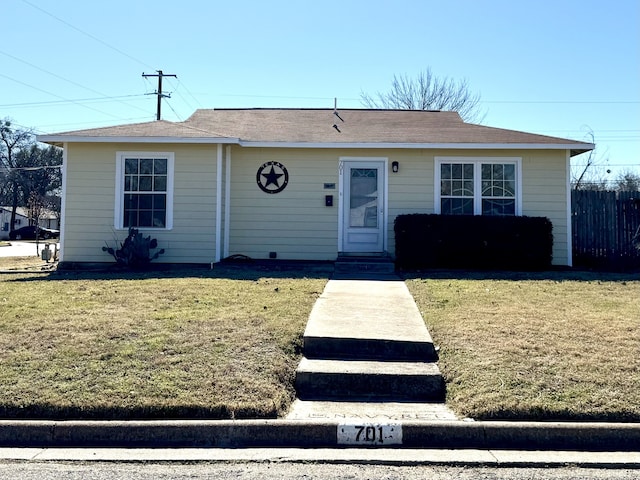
[406,271,640,422]
[0,264,328,419]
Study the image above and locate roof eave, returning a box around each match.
[36,135,240,146]
[240,141,595,154]
[35,135,594,157]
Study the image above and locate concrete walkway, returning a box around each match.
[287,274,457,421]
[301,278,437,360]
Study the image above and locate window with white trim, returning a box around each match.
[115,152,174,229]
[435,157,521,216]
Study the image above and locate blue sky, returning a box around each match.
[3,0,639,182]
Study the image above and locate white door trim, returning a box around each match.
[338,157,388,254]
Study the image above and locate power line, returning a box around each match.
[0,49,151,115]
[18,0,205,122]
[8,117,153,135]
[4,165,62,171]
[0,94,148,109]
[483,100,640,105]
[20,0,154,70]
[165,78,196,113]
[164,98,183,122]
[0,72,124,120]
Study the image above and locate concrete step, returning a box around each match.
[334,255,395,274]
[303,335,438,362]
[295,358,445,402]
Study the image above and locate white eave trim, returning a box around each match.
[35,135,594,155]
[239,141,595,152]
[36,135,240,145]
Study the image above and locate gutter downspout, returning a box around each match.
[566,150,573,267]
[215,144,223,263]
[224,146,231,259]
[59,143,68,263]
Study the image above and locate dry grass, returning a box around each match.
[0,255,56,272]
[0,263,328,419]
[3,253,639,422]
[406,271,640,422]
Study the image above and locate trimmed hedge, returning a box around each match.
[395,214,553,271]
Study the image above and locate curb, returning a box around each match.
[1,420,639,451]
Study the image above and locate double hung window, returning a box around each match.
[436,157,520,216]
[115,152,174,229]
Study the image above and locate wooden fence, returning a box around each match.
[571,190,640,269]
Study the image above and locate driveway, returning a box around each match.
[0,241,59,257]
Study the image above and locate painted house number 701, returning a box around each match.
[337,423,403,445]
[357,426,383,442]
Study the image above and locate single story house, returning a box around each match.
[0,206,59,240]
[0,207,29,240]
[37,108,594,267]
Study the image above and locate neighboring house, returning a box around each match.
[0,206,60,240]
[1,207,28,240]
[37,109,593,267]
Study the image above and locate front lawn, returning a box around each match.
[406,271,640,422]
[2,255,638,422]
[0,262,328,419]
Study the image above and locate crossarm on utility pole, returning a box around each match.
[142,70,177,120]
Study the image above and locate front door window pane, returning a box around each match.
[350,168,378,228]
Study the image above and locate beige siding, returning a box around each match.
[63,143,218,264]
[385,149,570,265]
[61,143,571,266]
[227,147,340,260]
[520,150,570,266]
[385,150,435,256]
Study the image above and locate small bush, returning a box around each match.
[395,214,553,271]
[102,227,165,270]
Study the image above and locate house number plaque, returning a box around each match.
[256,161,289,194]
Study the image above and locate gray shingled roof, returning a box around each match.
[38,108,594,155]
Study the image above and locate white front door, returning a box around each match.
[339,159,386,253]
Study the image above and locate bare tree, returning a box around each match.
[612,170,640,192]
[0,119,62,231]
[0,119,33,230]
[361,68,485,122]
[571,130,611,190]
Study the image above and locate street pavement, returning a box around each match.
[0,240,58,258]
[1,461,638,480]
[0,447,639,467]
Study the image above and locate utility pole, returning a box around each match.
[142,70,177,120]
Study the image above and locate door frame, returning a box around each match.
[338,157,389,254]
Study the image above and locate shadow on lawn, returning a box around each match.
[3,260,335,283]
[401,268,640,283]
[4,260,639,283]
[471,407,640,423]
[0,404,279,421]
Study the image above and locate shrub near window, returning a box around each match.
[102,227,165,270]
[395,214,553,271]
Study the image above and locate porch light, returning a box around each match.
[392,161,399,173]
